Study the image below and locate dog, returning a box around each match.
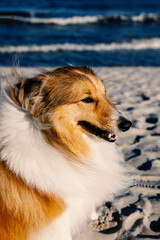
[0,66,132,240]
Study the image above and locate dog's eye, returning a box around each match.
[81,97,94,103]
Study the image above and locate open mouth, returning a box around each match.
[78,121,117,142]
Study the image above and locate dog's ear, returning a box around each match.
[6,76,43,112]
[15,78,42,97]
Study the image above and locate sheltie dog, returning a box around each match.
[0,66,132,240]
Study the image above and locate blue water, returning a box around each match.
[0,0,160,66]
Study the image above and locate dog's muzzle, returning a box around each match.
[118,116,132,132]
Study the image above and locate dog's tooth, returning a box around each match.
[108,133,112,139]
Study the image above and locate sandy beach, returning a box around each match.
[0,67,160,240]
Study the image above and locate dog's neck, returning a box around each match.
[0,100,127,202]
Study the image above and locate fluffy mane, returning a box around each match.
[0,67,130,240]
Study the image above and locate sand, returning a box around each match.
[0,67,160,239]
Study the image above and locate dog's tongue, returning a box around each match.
[107,132,117,141]
[100,132,117,142]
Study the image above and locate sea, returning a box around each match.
[0,0,160,67]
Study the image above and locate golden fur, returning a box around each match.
[0,161,66,240]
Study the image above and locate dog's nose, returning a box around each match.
[118,116,132,132]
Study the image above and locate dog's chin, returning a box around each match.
[78,121,117,143]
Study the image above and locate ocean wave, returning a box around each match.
[0,15,100,25]
[1,38,160,53]
[0,13,160,25]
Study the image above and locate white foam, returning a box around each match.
[1,38,160,53]
[0,13,159,25]
[0,15,100,25]
[131,13,159,22]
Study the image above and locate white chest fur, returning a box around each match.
[0,101,128,239]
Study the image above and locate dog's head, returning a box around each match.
[8,66,131,159]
